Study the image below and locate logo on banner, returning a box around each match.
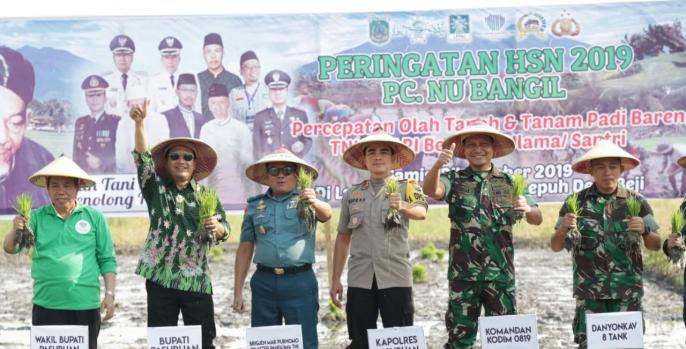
[447,14,471,43]
[485,14,506,32]
[369,17,390,44]
[551,10,581,37]
[517,12,547,39]
[393,18,443,44]
[165,37,175,47]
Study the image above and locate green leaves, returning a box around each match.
[626,196,641,217]
[297,166,313,189]
[16,192,32,222]
[384,177,402,233]
[14,192,34,250]
[671,209,685,235]
[197,186,219,219]
[564,192,582,253]
[512,174,526,197]
[566,192,582,216]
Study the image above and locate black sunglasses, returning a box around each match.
[267,166,296,177]
[168,152,195,161]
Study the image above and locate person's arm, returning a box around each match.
[330,232,351,308]
[300,188,332,222]
[423,143,455,200]
[232,241,255,313]
[635,198,661,251]
[130,99,150,153]
[94,211,117,320]
[101,272,116,321]
[3,215,25,254]
[551,200,575,252]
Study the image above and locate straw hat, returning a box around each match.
[342,131,415,170]
[246,147,318,186]
[29,155,96,187]
[150,137,217,181]
[444,119,515,159]
[571,140,640,174]
[678,155,686,168]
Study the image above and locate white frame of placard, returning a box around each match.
[478,314,539,349]
[367,326,427,349]
[147,325,202,349]
[245,324,303,349]
[585,311,643,349]
[31,325,89,349]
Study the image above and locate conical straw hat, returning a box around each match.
[572,140,640,174]
[443,119,515,159]
[150,137,217,181]
[29,155,96,187]
[342,131,415,170]
[246,147,318,186]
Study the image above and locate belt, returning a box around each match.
[257,264,312,276]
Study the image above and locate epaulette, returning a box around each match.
[354,179,369,189]
[247,193,266,203]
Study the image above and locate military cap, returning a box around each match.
[240,50,259,66]
[81,75,109,91]
[203,33,223,47]
[0,46,35,105]
[264,69,291,89]
[158,36,182,55]
[177,73,197,86]
[110,34,135,53]
[208,83,228,98]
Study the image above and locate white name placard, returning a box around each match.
[367,326,427,349]
[31,325,88,349]
[246,325,303,349]
[148,325,202,349]
[586,311,643,348]
[478,314,539,349]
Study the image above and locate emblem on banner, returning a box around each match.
[165,37,175,47]
[485,14,506,32]
[369,17,390,44]
[89,77,100,88]
[118,36,128,47]
[517,12,547,39]
[551,10,580,37]
[447,14,471,43]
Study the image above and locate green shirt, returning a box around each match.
[23,203,116,310]
[134,150,229,294]
[555,185,659,300]
[440,167,537,283]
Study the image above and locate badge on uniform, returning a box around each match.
[351,216,359,225]
[75,220,91,235]
[287,199,298,209]
[257,200,266,210]
[259,225,266,235]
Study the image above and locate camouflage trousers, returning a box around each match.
[444,280,516,349]
[573,297,642,349]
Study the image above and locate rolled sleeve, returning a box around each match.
[439,172,453,202]
[133,150,157,202]
[337,189,352,234]
[215,200,230,243]
[240,207,256,242]
[95,212,117,274]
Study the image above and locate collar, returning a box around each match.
[163,176,198,192]
[265,186,298,202]
[178,105,194,114]
[587,183,628,199]
[462,165,504,178]
[48,201,83,218]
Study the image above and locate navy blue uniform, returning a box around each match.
[73,112,120,174]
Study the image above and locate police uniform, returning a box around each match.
[102,34,147,117]
[197,33,241,120]
[229,51,271,130]
[147,37,182,113]
[161,73,205,138]
[252,70,311,160]
[73,75,120,174]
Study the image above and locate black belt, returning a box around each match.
[257,264,312,276]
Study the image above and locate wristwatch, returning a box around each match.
[105,290,115,299]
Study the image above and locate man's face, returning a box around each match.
[364,143,393,176]
[463,134,494,171]
[203,45,224,71]
[165,145,196,184]
[266,161,298,195]
[269,87,288,107]
[85,90,106,114]
[113,51,133,73]
[240,59,261,85]
[208,96,230,120]
[176,84,198,110]
[589,158,623,194]
[0,86,27,177]
[47,176,79,208]
[161,53,180,74]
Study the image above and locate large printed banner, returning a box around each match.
[1,1,685,213]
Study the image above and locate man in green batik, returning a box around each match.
[423,119,542,349]
[551,140,661,349]
[130,100,229,349]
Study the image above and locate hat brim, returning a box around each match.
[151,137,217,181]
[246,153,318,186]
[571,141,640,174]
[28,156,97,188]
[444,127,515,159]
[343,137,416,170]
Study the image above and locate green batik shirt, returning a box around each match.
[555,184,659,300]
[440,166,537,284]
[133,150,229,294]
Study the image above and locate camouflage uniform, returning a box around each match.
[440,167,536,349]
[555,184,659,348]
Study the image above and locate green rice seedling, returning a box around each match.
[14,193,34,250]
[196,186,219,244]
[412,264,428,283]
[669,209,686,265]
[296,167,316,233]
[564,193,582,252]
[384,177,402,232]
[625,196,643,246]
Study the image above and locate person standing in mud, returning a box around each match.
[129,100,229,349]
[664,154,686,328]
[550,140,661,349]
[3,156,117,349]
[331,131,428,349]
[233,148,332,349]
[422,119,542,349]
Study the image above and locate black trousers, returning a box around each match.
[32,304,100,349]
[146,280,216,349]
[346,276,414,349]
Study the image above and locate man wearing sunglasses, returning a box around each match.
[234,148,332,349]
[130,100,229,349]
[550,140,661,349]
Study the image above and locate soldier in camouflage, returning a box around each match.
[663,154,685,328]
[551,140,661,348]
[423,120,542,349]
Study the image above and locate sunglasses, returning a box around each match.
[267,166,296,177]
[168,152,195,161]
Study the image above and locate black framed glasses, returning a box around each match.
[267,166,296,177]
[168,152,195,161]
